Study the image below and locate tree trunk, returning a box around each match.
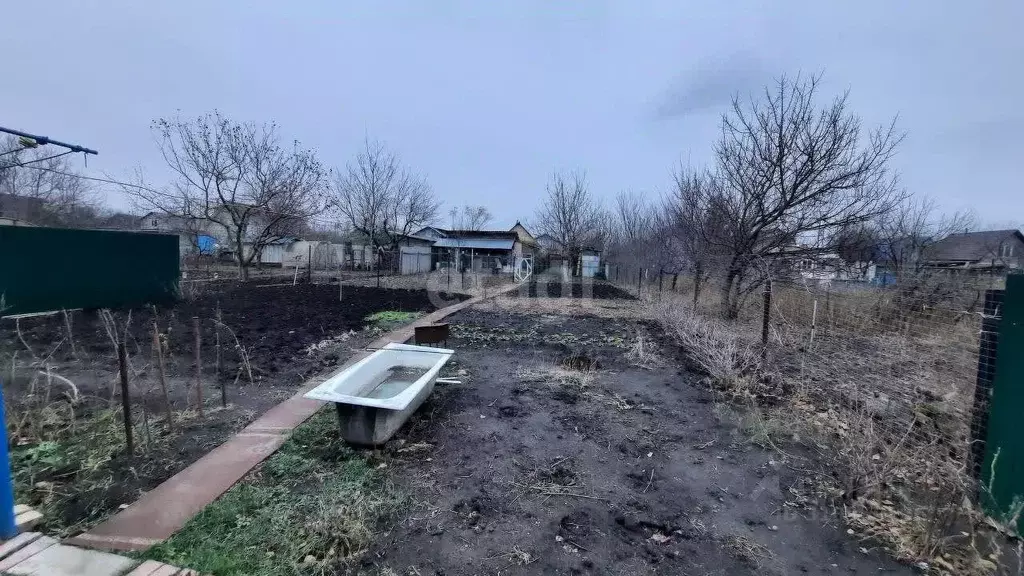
[235,233,249,281]
[721,268,741,319]
[693,271,703,309]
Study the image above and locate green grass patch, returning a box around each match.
[11,405,184,537]
[141,409,405,576]
[364,310,422,326]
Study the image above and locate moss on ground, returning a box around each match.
[140,408,404,576]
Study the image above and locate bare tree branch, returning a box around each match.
[449,205,493,230]
[534,170,607,275]
[332,138,439,253]
[680,74,907,317]
[0,136,98,227]
[123,112,327,280]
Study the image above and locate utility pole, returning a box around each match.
[0,126,98,156]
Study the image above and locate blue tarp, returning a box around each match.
[197,234,216,254]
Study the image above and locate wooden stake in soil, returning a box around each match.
[117,342,134,454]
[141,402,152,452]
[193,316,203,417]
[216,305,226,408]
[152,320,172,432]
[62,310,77,359]
[808,299,818,351]
[761,279,772,355]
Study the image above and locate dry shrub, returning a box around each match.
[624,333,666,370]
[648,299,783,403]
[797,397,1010,575]
[637,280,1018,576]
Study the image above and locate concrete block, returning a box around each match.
[15,509,43,532]
[0,535,57,572]
[149,563,184,576]
[0,532,42,561]
[126,560,170,575]
[5,543,134,576]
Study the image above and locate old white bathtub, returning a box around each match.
[304,342,454,445]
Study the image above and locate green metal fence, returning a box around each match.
[0,226,179,316]
[981,273,1024,533]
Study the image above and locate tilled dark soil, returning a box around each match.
[1,283,465,536]
[363,307,913,575]
[509,279,636,300]
[6,284,467,394]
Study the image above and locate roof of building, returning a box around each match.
[925,229,1024,263]
[433,237,516,250]
[411,225,527,241]
[0,194,45,222]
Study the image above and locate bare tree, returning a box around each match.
[685,74,907,317]
[667,168,730,306]
[612,190,681,281]
[870,197,980,316]
[126,112,328,280]
[449,205,493,230]
[383,172,440,247]
[614,191,651,245]
[534,170,604,275]
[333,139,439,255]
[0,136,98,226]
[874,196,976,280]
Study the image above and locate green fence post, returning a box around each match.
[980,274,1024,533]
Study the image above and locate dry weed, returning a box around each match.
[725,534,777,569]
[648,298,782,403]
[635,282,1016,576]
[624,333,666,370]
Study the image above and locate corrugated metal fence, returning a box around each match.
[0,226,179,315]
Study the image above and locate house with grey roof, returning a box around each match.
[404,223,538,274]
[923,229,1024,272]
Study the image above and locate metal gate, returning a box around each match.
[981,273,1024,532]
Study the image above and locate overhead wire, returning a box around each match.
[4,150,75,168]
[11,162,344,229]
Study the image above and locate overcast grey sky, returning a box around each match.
[3,1,1022,228]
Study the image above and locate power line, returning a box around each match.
[3,150,75,168]
[13,163,164,195]
[13,162,343,228]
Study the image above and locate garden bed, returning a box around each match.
[510,279,637,300]
[145,302,912,575]
[0,283,467,537]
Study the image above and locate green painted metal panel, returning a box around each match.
[982,273,1024,532]
[0,226,179,315]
